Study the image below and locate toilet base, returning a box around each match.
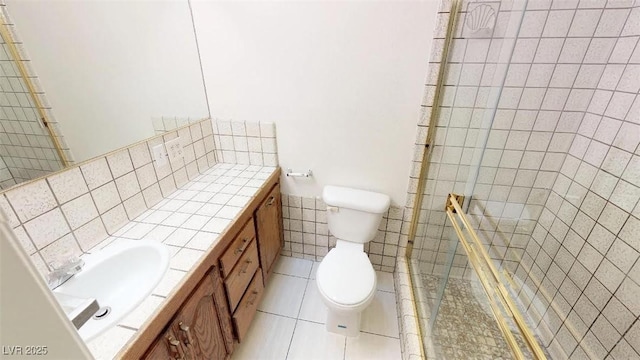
[325,310,361,337]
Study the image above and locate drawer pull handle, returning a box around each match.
[239,259,252,274]
[167,335,185,360]
[267,196,275,206]
[234,238,250,254]
[178,322,194,346]
[247,290,259,306]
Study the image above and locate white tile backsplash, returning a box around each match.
[2,119,232,276]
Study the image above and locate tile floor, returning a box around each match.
[232,256,402,360]
[417,273,549,360]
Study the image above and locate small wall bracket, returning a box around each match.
[445,193,465,213]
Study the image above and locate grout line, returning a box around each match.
[359,329,401,340]
[284,318,299,359]
[256,310,300,321]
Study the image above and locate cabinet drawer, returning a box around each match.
[224,239,259,312]
[220,218,256,278]
[233,270,264,342]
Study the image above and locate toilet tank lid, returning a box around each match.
[322,185,390,214]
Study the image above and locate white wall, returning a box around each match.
[6,0,209,162]
[192,1,437,205]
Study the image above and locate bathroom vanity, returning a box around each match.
[116,168,283,360]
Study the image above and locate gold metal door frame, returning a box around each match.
[406,0,462,257]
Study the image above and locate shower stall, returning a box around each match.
[406,0,639,359]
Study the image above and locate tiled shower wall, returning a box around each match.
[0,2,73,190]
[0,119,218,277]
[514,2,640,358]
[408,0,640,358]
[411,0,590,279]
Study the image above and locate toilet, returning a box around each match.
[316,185,390,337]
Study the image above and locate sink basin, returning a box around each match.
[54,240,170,342]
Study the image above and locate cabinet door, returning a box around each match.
[173,274,228,360]
[210,268,234,354]
[143,328,186,360]
[255,184,283,282]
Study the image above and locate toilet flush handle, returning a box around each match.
[327,206,339,212]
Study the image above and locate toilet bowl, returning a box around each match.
[316,185,390,337]
[316,240,377,336]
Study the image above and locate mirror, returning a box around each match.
[0,0,209,190]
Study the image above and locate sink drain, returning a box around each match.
[92,306,111,320]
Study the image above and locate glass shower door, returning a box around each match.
[406,0,535,358]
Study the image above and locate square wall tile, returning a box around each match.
[24,208,70,250]
[569,9,602,36]
[80,157,113,190]
[128,142,152,169]
[40,233,81,266]
[123,193,147,220]
[47,167,89,204]
[115,172,141,201]
[74,218,108,251]
[101,205,128,234]
[6,179,57,222]
[542,10,573,37]
[61,193,98,230]
[595,8,630,37]
[106,149,134,179]
[91,182,121,214]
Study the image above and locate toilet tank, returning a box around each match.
[322,186,391,243]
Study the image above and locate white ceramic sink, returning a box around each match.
[53,240,170,342]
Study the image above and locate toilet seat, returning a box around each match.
[316,247,376,307]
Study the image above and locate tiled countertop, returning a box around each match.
[83,163,278,360]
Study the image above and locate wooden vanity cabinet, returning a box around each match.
[255,183,283,283]
[143,268,232,360]
[135,174,283,360]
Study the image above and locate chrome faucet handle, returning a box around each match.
[47,256,85,290]
[50,256,84,274]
